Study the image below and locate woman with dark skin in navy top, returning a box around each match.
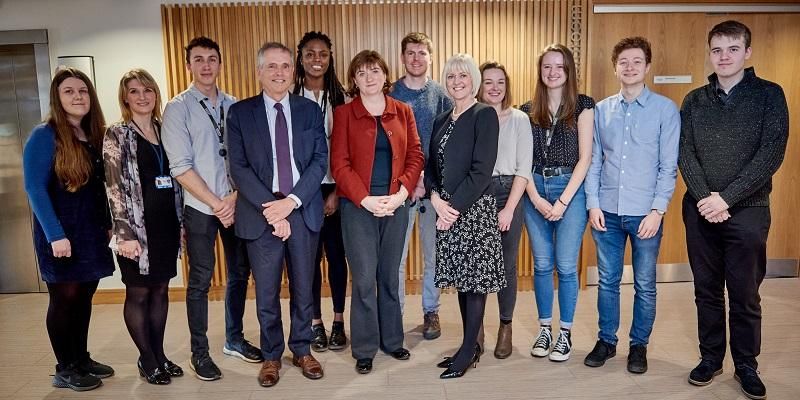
[23,68,115,392]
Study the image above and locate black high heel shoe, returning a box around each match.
[162,360,183,377]
[437,343,481,369]
[439,347,480,379]
[436,357,453,369]
[138,360,171,385]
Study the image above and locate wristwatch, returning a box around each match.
[652,209,666,216]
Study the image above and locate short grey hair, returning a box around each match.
[257,42,293,68]
[440,53,481,97]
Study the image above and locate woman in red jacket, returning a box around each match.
[331,50,424,375]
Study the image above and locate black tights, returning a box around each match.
[46,281,99,369]
[451,292,487,370]
[124,283,170,371]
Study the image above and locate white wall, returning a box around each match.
[1,0,199,288]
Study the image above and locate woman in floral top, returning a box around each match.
[103,69,183,385]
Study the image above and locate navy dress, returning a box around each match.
[25,124,115,283]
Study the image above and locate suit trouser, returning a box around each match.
[184,206,251,355]
[683,194,770,368]
[245,211,318,360]
[341,198,409,359]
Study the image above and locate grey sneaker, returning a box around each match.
[530,326,552,357]
[423,312,441,340]
[549,329,572,362]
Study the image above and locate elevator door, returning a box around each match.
[0,44,45,293]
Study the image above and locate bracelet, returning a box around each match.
[558,198,568,206]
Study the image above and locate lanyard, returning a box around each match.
[542,104,563,163]
[131,120,166,175]
[198,98,226,152]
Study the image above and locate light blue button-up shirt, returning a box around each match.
[585,86,680,216]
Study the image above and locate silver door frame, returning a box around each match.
[0,29,51,292]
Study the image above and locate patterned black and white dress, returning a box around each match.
[434,120,506,294]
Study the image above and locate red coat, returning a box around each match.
[331,95,424,206]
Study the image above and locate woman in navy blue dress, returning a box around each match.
[23,68,115,392]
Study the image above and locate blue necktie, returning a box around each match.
[274,103,293,195]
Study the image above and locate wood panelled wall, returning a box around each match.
[162,0,588,290]
[583,11,800,272]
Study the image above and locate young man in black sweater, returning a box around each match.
[679,20,789,400]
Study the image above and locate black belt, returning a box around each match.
[492,175,515,184]
[533,166,574,177]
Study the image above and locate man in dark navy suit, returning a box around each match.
[226,42,327,388]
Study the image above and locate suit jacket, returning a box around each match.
[330,95,425,206]
[227,92,328,239]
[425,103,499,212]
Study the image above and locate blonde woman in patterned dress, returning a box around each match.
[103,69,183,385]
[426,53,504,379]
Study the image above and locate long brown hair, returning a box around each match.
[530,44,578,130]
[118,68,163,123]
[47,67,106,192]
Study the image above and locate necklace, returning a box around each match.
[451,99,477,119]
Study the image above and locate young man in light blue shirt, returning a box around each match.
[583,37,680,374]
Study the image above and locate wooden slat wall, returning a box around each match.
[583,9,800,276]
[162,0,587,290]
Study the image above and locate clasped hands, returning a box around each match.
[431,192,459,231]
[212,191,237,228]
[262,197,298,241]
[360,186,408,218]
[698,192,731,223]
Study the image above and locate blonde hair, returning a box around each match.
[118,68,163,123]
[440,53,481,98]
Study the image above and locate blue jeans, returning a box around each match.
[592,211,663,346]
[523,173,587,326]
[397,198,439,314]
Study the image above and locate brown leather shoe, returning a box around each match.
[257,360,281,387]
[292,354,324,380]
[494,323,513,359]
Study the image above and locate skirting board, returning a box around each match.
[585,258,799,286]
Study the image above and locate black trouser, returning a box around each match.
[46,280,99,369]
[682,194,770,368]
[340,198,408,360]
[184,206,251,355]
[493,176,524,321]
[313,183,348,319]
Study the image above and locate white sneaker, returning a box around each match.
[549,329,572,362]
[530,326,552,357]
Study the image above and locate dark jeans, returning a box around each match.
[184,206,251,355]
[340,198,408,360]
[492,176,524,321]
[682,194,770,368]
[46,280,99,369]
[313,184,348,319]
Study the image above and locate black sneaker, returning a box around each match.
[223,339,263,363]
[328,321,347,351]
[190,353,222,381]
[734,364,766,400]
[627,344,648,374]
[311,323,328,352]
[52,365,103,392]
[584,340,616,367]
[688,359,723,386]
[76,355,114,378]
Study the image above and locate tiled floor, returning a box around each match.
[1,279,798,399]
